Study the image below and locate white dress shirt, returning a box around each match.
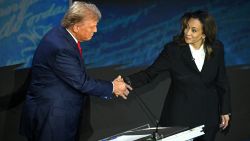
[189,44,205,72]
[66,28,78,43]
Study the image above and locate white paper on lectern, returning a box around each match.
[110,134,150,141]
[162,125,204,141]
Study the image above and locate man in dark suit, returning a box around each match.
[122,10,231,141]
[19,2,132,141]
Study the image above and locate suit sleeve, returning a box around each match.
[127,44,171,88]
[215,42,232,115]
[51,48,113,99]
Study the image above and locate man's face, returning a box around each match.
[74,18,98,42]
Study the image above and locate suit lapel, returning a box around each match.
[73,42,85,68]
[200,56,208,73]
[60,27,85,67]
[200,45,216,74]
[181,45,200,73]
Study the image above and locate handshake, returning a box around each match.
[112,75,133,99]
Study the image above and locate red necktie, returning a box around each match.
[77,41,82,57]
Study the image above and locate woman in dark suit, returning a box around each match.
[125,10,231,141]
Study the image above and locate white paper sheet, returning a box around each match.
[110,134,150,141]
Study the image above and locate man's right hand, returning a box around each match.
[112,75,133,99]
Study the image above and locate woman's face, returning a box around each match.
[184,18,205,48]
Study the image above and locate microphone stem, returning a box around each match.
[124,77,162,139]
[133,94,158,126]
[133,94,162,140]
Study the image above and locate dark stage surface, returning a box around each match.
[0,64,249,141]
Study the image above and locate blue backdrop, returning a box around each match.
[0,0,68,67]
[1,0,250,69]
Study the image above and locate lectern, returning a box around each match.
[100,125,204,141]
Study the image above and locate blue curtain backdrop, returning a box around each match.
[0,0,68,67]
[0,0,250,69]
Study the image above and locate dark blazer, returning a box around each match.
[20,26,113,141]
[128,41,231,128]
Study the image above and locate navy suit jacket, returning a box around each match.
[20,26,113,141]
[128,41,231,128]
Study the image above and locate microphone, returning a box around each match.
[124,77,163,140]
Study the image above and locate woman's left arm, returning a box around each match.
[215,41,232,130]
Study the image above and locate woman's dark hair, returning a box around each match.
[173,10,217,59]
